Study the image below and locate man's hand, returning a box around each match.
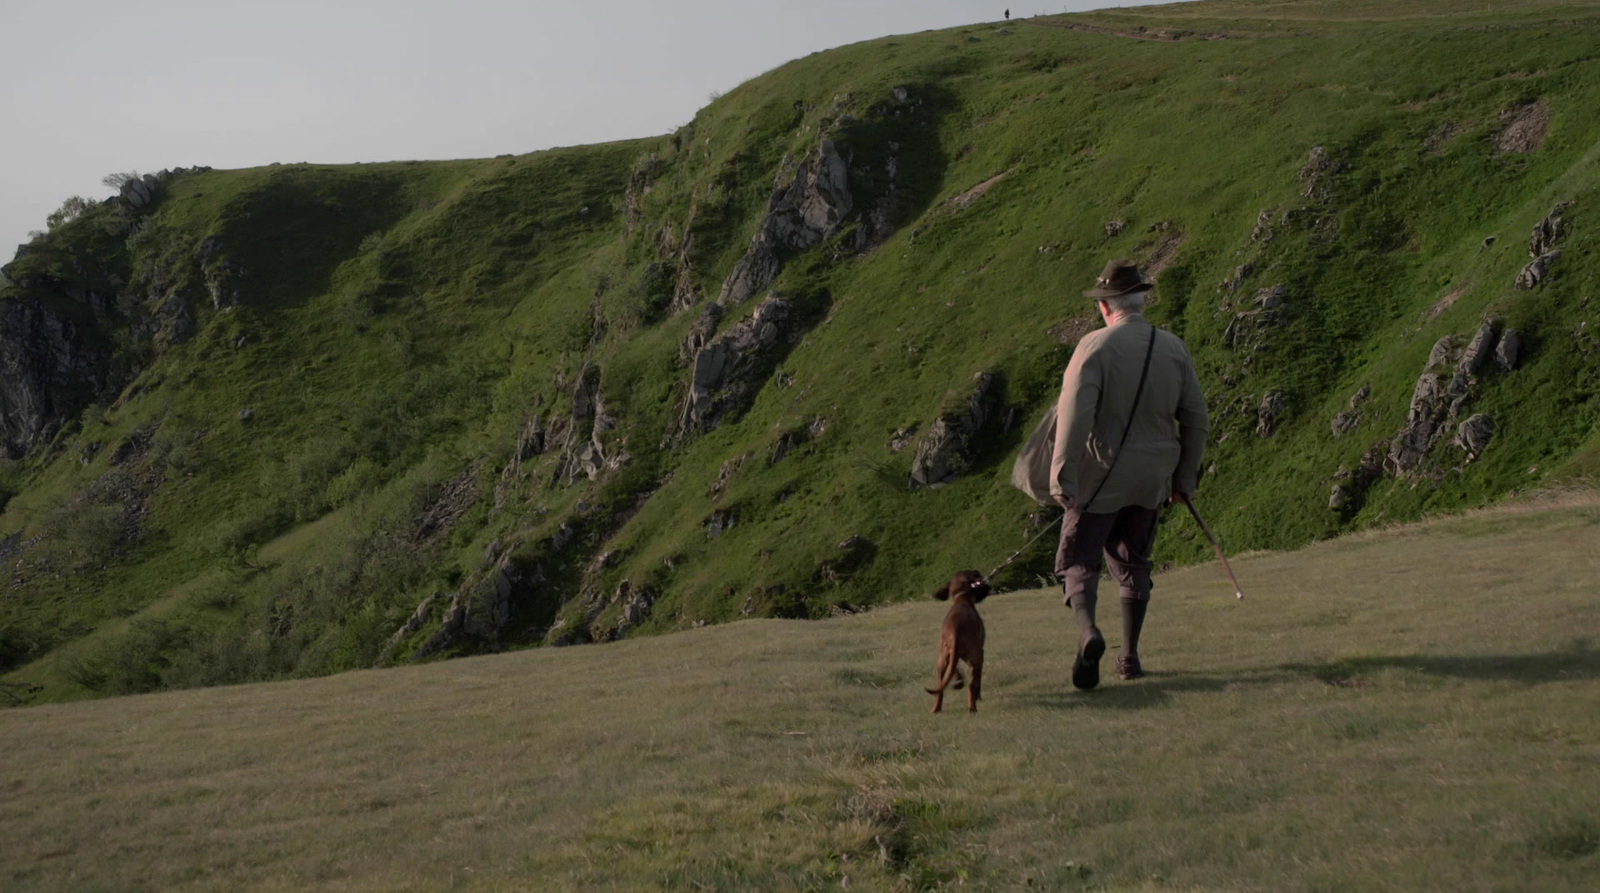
[1053,494,1075,510]
[1169,488,1192,506]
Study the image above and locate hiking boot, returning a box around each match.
[1072,626,1105,690]
[1116,653,1144,680]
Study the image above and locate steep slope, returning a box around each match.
[3,0,1600,704]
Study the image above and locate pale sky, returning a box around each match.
[1,0,1183,257]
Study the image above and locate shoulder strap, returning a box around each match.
[1080,325,1159,513]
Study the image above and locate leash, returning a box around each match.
[986,511,1064,580]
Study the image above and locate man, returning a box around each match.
[1050,258,1209,689]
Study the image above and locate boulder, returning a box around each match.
[1455,413,1495,461]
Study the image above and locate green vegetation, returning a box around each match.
[3,0,1600,703]
[3,493,1597,890]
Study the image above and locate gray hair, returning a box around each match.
[1102,290,1148,314]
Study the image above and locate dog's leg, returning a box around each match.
[929,652,951,713]
[968,659,983,713]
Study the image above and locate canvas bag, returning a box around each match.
[1010,326,1159,508]
[1010,404,1058,505]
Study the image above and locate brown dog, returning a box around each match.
[926,570,990,713]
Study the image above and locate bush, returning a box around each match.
[39,500,127,571]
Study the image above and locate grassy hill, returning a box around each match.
[3,492,1597,891]
[3,0,1600,704]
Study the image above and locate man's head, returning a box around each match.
[1084,258,1150,324]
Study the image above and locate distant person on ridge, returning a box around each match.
[1049,259,1209,688]
[1005,9,1011,20]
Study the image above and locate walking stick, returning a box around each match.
[1180,494,1244,600]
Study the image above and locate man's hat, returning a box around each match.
[1083,258,1152,299]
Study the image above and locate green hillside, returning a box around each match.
[3,0,1600,704]
[4,493,1597,891]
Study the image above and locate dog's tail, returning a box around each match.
[925,661,962,696]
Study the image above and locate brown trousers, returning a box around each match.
[1054,504,1161,613]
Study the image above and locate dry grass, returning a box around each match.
[3,492,1599,891]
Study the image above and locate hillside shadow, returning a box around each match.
[1283,640,1598,685]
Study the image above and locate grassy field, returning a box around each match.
[3,491,1596,892]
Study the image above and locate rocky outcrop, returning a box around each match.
[1516,202,1572,290]
[1329,443,1384,514]
[0,294,115,460]
[1386,336,1466,477]
[1385,319,1509,478]
[1529,202,1570,256]
[673,293,808,441]
[1516,250,1561,290]
[1255,391,1285,438]
[1455,413,1495,461]
[551,365,626,485]
[909,372,1002,488]
[412,524,574,658]
[1224,285,1289,351]
[717,140,852,307]
[1331,385,1370,437]
[1494,329,1521,372]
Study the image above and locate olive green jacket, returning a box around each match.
[1049,313,1209,512]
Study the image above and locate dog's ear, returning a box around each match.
[932,581,951,601]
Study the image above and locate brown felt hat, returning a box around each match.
[1083,258,1152,299]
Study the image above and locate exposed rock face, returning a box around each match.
[413,524,574,658]
[1529,202,1570,256]
[1256,391,1285,438]
[679,302,724,363]
[1386,320,1507,478]
[117,173,164,211]
[552,366,625,485]
[1495,329,1521,372]
[1515,251,1561,290]
[1331,385,1371,437]
[0,294,114,459]
[1516,202,1572,291]
[910,372,1001,488]
[674,293,804,440]
[613,579,656,635]
[1329,443,1384,513]
[1386,336,1465,477]
[1455,413,1495,461]
[717,140,853,306]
